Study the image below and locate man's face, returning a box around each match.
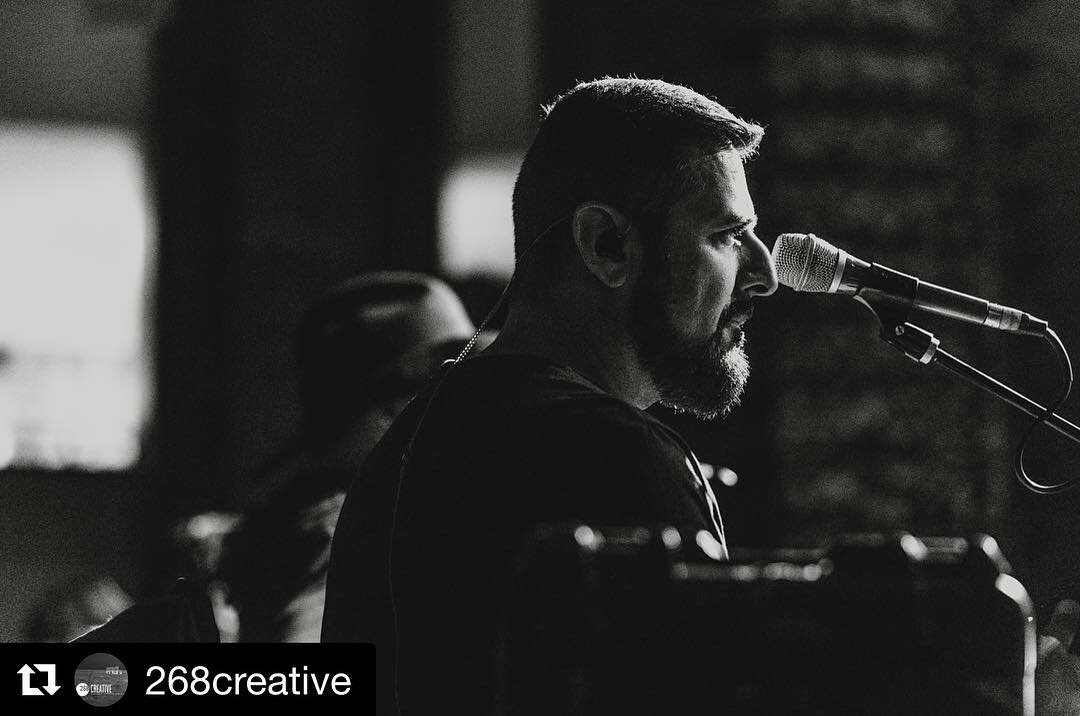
[629,151,778,419]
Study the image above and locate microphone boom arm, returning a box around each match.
[881,321,1080,446]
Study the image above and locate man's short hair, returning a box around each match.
[511,77,763,293]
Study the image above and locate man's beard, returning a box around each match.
[629,264,751,421]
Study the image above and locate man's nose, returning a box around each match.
[738,231,779,297]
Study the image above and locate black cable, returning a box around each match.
[1013,327,1076,494]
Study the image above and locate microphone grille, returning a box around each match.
[772,233,841,293]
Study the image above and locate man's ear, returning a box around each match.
[571,202,633,288]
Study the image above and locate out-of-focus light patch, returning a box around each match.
[764,562,805,581]
[701,461,739,487]
[179,512,243,543]
[899,533,929,561]
[716,467,739,487]
[730,564,760,582]
[573,524,600,552]
[0,122,152,471]
[660,526,682,551]
[437,154,521,278]
[695,530,725,561]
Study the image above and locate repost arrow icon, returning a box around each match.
[18,664,42,696]
[35,664,60,695]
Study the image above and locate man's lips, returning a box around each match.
[724,301,754,329]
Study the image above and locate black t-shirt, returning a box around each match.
[322,353,726,714]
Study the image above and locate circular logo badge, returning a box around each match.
[74,653,128,707]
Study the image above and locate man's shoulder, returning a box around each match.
[436,355,689,461]
[450,354,673,428]
[354,353,691,490]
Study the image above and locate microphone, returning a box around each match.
[772,233,1049,336]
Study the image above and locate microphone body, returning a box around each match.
[773,233,1048,336]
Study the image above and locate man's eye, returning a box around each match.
[714,229,746,247]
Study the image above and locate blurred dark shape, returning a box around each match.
[220,271,483,642]
[170,511,242,577]
[501,527,1032,715]
[296,271,477,447]
[71,577,220,643]
[168,511,243,642]
[56,514,241,644]
[20,575,133,642]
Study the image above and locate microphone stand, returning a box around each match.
[875,318,1080,446]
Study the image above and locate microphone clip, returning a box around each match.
[881,322,940,365]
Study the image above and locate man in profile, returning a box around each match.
[323,77,777,713]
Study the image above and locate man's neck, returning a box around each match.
[485,295,658,410]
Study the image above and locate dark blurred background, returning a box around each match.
[2,0,1080,640]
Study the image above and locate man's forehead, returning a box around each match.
[679,150,748,184]
[675,151,754,218]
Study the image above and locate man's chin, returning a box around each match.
[655,341,750,421]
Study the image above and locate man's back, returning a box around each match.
[322,353,723,713]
